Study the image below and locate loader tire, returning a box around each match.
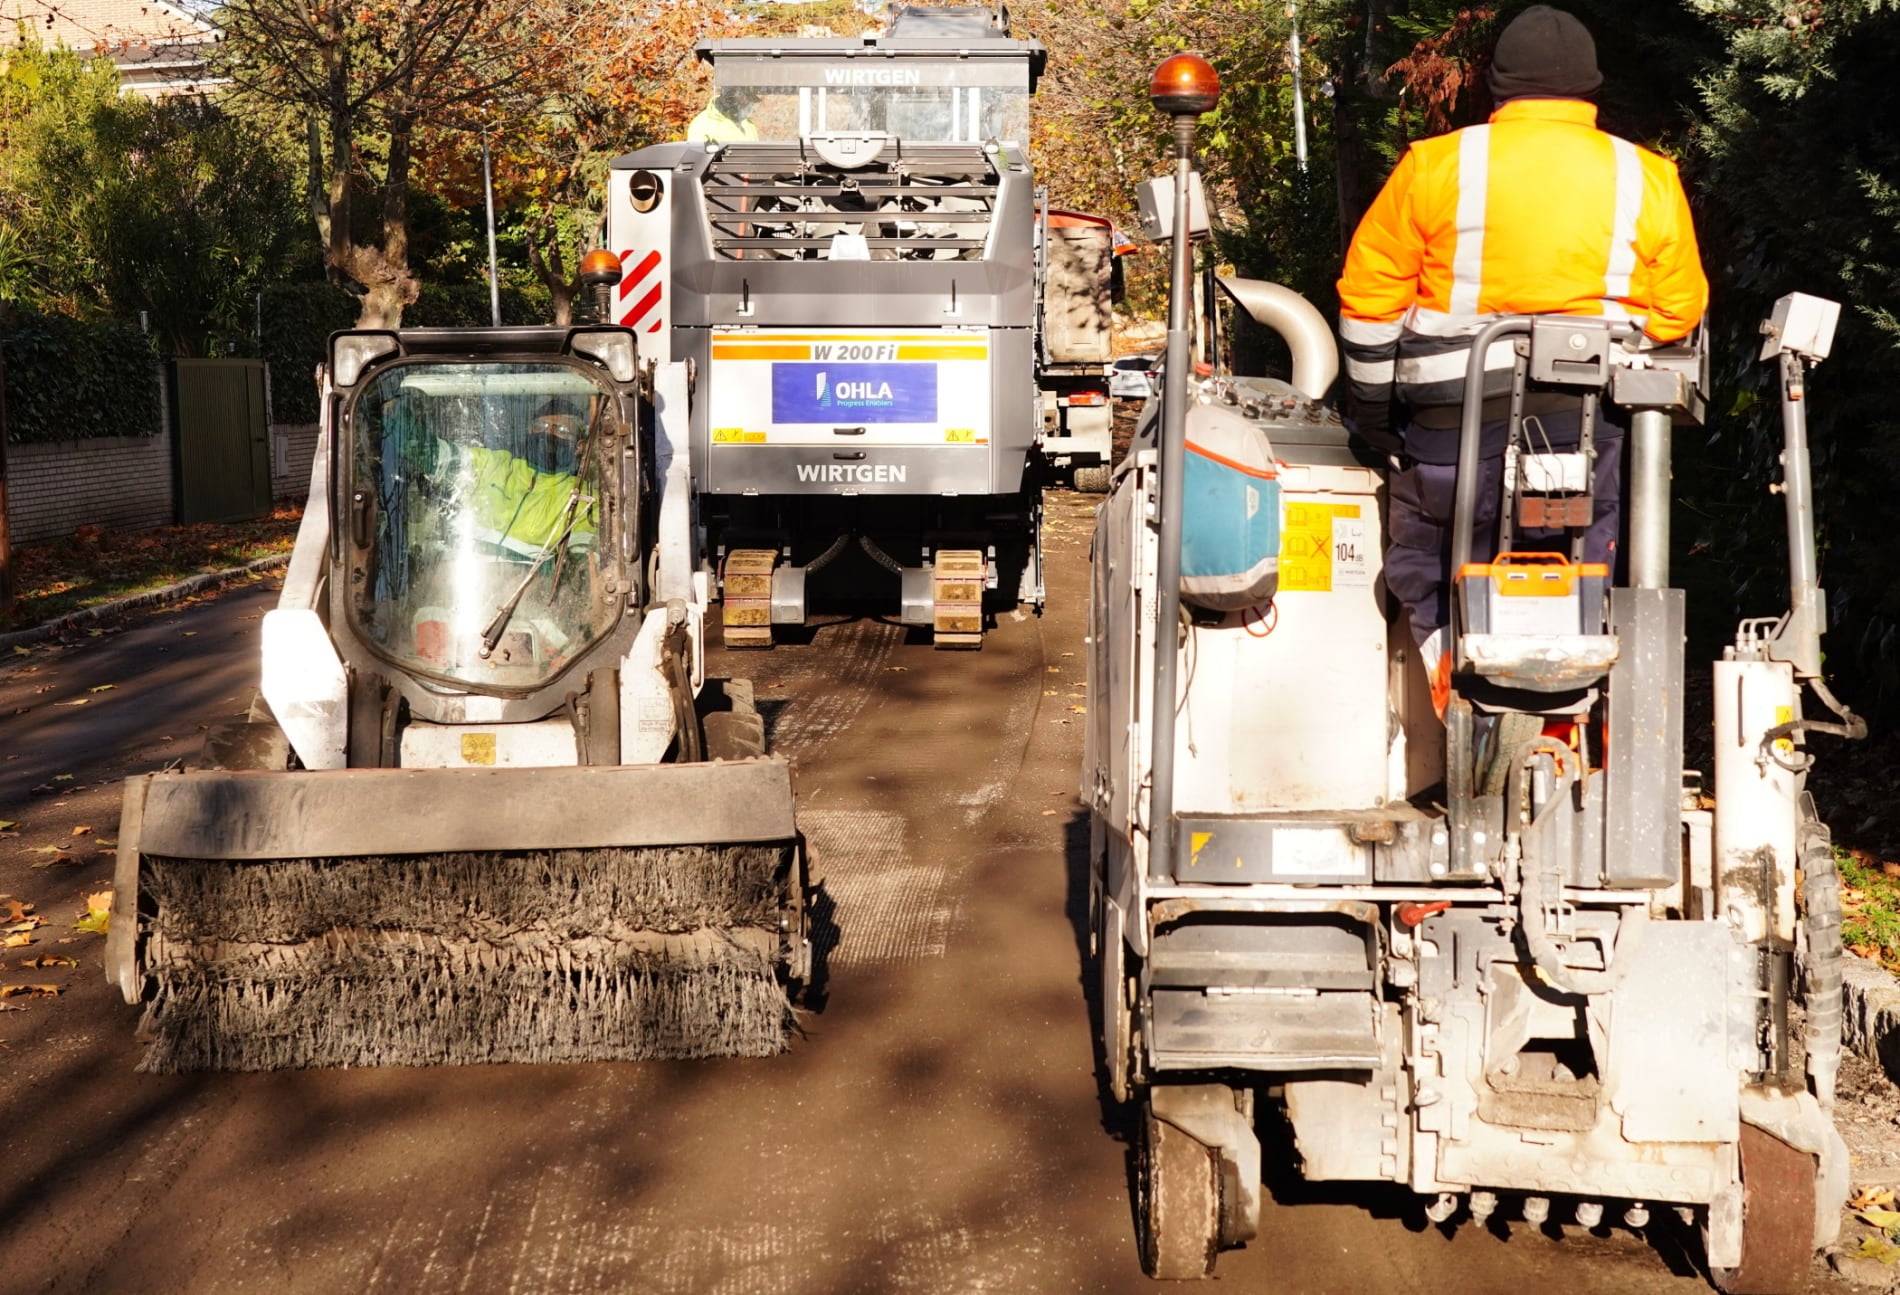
[702,677,767,761]
[1137,1104,1222,1279]
[198,718,292,772]
[1074,464,1113,494]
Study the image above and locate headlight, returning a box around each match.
[330,332,401,388]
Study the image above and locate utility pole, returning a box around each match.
[481,122,502,327]
[1289,1,1309,171]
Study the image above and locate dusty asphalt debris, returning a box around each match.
[11,474,1900,1283]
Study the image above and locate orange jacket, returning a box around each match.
[1338,99,1708,424]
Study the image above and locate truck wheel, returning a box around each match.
[1137,1102,1222,1279]
[702,677,767,761]
[1710,1125,1818,1295]
[1074,464,1113,495]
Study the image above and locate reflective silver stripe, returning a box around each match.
[1395,337,1519,386]
[1604,137,1642,303]
[1339,315,1403,346]
[1345,357,1396,384]
[1450,126,1491,317]
[1406,304,1497,338]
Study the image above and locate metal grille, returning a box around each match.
[702,143,999,261]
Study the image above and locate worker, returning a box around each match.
[687,84,762,144]
[1336,4,1708,711]
[388,397,596,554]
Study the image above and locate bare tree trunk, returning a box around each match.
[525,215,579,325]
[358,112,420,329]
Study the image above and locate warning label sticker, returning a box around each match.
[1280,502,1365,592]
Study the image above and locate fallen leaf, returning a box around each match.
[1041,808,1058,816]
[182,631,196,637]
[10,646,29,656]
[87,629,103,638]
[0,984,60,999]
[87,684,116,694]
[885,666,908,673]
[1046,666,1062,673]
[30,845,70,857]
[1856,1235,1900,1265]
[54,774,73,782]
[1860,1206,1900,1232]
[0,820,16,831]
[21,955,77,968]
[3,933,34,948]
[1069,705,1087,714]
[53,699,90,707]
[70,825,93,837]
[4,900,31,923]
[73,891,111,935]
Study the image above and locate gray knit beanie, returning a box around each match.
[1488,5,1603,101]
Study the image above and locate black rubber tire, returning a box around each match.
[701,677,767,761]
[1137,1105,1222,1280]
[1074,463,1113,494]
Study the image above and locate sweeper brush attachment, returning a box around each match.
[110,762,807,1072]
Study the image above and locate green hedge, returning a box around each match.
[0,313,161,444]
[261,280,554,424]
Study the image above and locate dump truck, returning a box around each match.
[604,3,1109,648]
[1037,207,1120,494]
[109,318,811,1072]
[1086,168,1858,1285]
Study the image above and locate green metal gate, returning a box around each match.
[173,358,270,524]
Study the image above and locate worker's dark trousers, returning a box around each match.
[1385,425,1625,646]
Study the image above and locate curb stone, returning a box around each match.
[0,555,290,655]
[1844,952,1900,1085]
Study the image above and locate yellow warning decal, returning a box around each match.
[945,428,975,443]
[1189,831,1213,866]
[461,733,497,765]
[1280,502,1368,593]
[1774,704,1795,756]
[713,428,765,444]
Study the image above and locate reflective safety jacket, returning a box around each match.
[1337,99,1708,431]
[686,105,759,144]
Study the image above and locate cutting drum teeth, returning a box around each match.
[133,844,799,1072]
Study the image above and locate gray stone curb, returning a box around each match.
[1843,952,1900,1080]
[0,555,289,654]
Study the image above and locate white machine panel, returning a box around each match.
[1174,461,1392,814]
[706,329,994,447]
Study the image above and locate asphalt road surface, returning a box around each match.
[0,498,1852,1293]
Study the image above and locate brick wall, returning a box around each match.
[270,422,320,501]
[7,435,174,544]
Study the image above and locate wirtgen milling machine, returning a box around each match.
[110,315,811,1072]
[1086,59,1860,1294]
[604,4,1113,649]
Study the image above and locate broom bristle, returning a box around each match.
[136,846,797,1072]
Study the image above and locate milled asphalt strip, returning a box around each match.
[16,544,1900,1091]
[0,554,289,653]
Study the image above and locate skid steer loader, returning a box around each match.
[1085,59,1860,1293]
[108,316,811,1073]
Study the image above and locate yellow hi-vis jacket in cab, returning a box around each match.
[1337,98,1709,427]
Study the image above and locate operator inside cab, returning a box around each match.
[688,84,763,144]
[1335,4,1709,715]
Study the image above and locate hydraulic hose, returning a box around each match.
[1509,743,1646,996]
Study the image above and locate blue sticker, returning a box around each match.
[771,363,938,424]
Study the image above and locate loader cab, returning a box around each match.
[327,328,643,704]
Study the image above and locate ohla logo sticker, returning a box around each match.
[772,361,936,424]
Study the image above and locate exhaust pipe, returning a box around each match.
[1215,276,1339,400]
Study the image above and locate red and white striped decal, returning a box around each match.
[617,248,665,333]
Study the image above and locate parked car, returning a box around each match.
[1109,353,1160,400]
